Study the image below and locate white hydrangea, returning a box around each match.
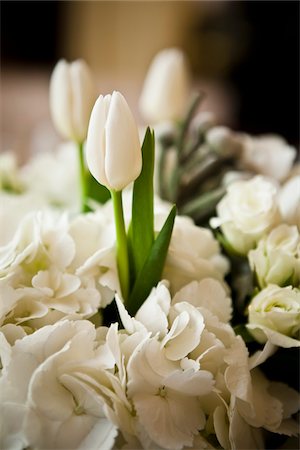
[0,190,50,246]
[0,320,117,450]
[90,280,298,450]
[162,215,229,294]
[0,210,118,333]
[20,143,80,211]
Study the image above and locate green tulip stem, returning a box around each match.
[111,189,129,301]
[78,141,89,213]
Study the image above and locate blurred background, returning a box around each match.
[1,0,299,162]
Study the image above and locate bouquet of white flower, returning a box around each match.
[0,50,299,450]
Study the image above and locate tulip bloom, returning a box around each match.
[86,91,142,300]
[86,91,142,191]
[139,48,190,123]
[49,59,95,143]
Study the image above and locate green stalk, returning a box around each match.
[78,141,89,213]
[111,189,129,301]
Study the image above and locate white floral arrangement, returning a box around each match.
[0,48,299,450]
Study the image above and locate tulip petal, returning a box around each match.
[86,95,111,187]
[105,91,141,191]
[49,60,74,140]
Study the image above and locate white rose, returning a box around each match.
[249,224,300,288]
[279,175,300,228]
[211,175,281,255]
[247,284,300,347]
[0,320,117,450]
[241,134,296,181]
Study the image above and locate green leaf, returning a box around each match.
[234,324,256,343]
[179,187,225,222]
[126,205,176,316]
[87,172,111,204]
[131,127,155,276]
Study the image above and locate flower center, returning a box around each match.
[74,404,85,415]
[157,385,167,398]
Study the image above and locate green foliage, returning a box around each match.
[130,127,155,277]
[126,205,176,316]
[87,173,111,204]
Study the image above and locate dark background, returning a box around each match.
[1,0,299,147]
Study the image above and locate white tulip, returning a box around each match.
[139,47,190,123]
[86,91,142,191]
[49,59,95,142]
[247,284,300,347]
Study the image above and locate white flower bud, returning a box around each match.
[86,91,142,191]
[249,224,300,288]
[139,48,190,123]
[247,284,300,348]
[49,59,95,142]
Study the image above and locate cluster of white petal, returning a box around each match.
[0,209,118,334]
[1,279,298,449]
[0,145,80,246]
[162,216,229,294]
[89,280,299,450]
[20,143,80,211]
[0,320,117,450]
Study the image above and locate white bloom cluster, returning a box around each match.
[1,51,299,450]
[0,320,117,450]
[162,216,229,294]
[1,281,298,450]
[0,210,117,335]
[212,173,300,349]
